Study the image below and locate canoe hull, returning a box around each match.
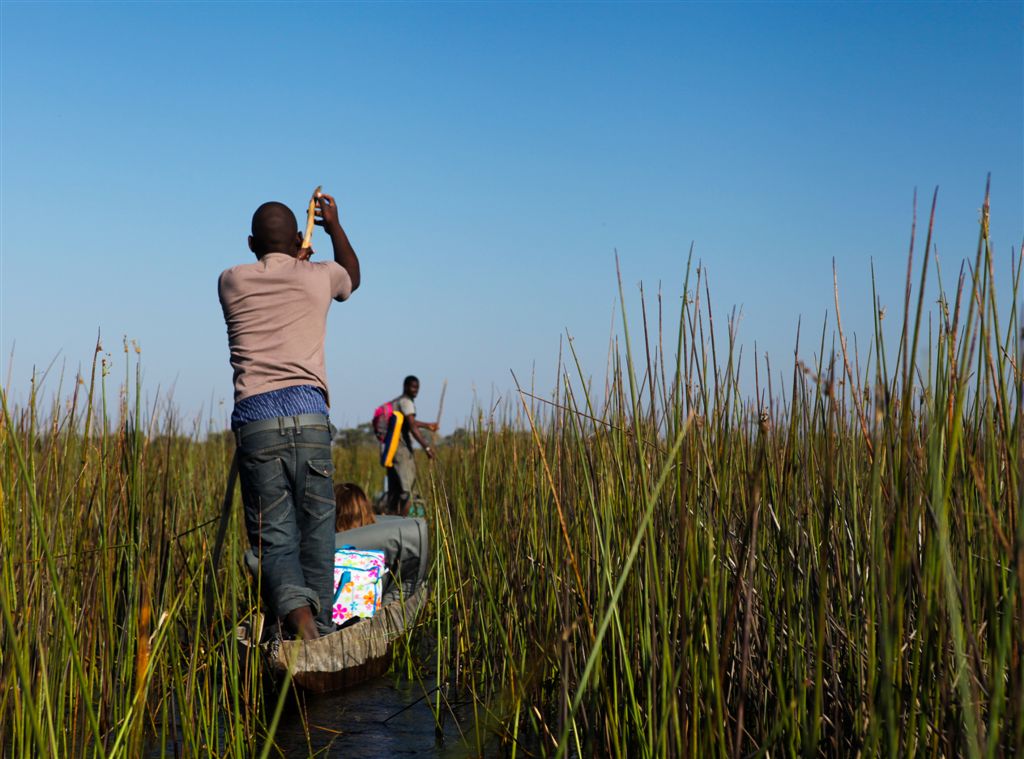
[237,583,429,694]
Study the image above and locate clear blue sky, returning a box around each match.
[2,1,1021,430]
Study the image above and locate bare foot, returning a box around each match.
[284,606,319,640]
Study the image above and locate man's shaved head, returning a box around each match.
[250,202,299,257]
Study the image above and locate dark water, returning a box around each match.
[152,672,499,758]
[272,674,483,758]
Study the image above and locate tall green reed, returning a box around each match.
[0,339,295,757]
[419,184,1020,756]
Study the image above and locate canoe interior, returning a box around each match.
[237,582,429,694]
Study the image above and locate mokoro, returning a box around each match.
[236,582,429,693]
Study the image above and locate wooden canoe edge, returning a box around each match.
[237,582,430,694]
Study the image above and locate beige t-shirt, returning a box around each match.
[218,252,352,404]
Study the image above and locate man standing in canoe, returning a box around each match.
[218,191,360,640]
[383,376,438,516]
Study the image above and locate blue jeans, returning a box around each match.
[236,414,336,634]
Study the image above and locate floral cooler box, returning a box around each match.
[332,547,387,625]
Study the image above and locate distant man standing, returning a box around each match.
[385,376,438,516]
[218,192,359,639]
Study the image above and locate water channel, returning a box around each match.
[271,674,484,757]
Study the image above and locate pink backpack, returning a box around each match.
[372,401,394,442]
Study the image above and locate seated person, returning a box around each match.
[334,482,376,531]
[331,482,384,624]
[246,483,429,626]
[334,483,429,604]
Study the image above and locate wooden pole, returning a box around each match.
[432,379,447,444]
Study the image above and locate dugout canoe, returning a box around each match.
[236,582,429,693]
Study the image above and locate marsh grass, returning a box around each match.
[1,185,1020,756]
[419,184,1021,757]
[1,339,269,757]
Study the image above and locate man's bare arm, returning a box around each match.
[315,192,361,291]
[406,414,435,459]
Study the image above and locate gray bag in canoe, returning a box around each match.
[334,515,429,604]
